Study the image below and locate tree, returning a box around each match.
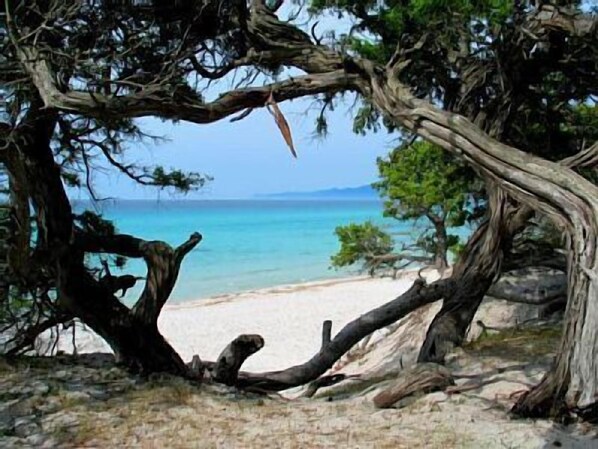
[331,221,396,276]
[374,140,481,271]
[1,0,597,417]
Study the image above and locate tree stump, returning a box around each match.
[373,363,454,409]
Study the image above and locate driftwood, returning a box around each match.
[321,320,332,349]
[212,334,264,385]
[225,278,455,391]
[373,363,454,409]
[302,374,355,398]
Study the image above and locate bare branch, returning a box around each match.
[15,44,359,125]
[228,278,454,391]
[131,232,202,325]
[211,334,265,386]
[76,231,202,325]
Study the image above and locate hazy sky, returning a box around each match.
[72,97,397,200]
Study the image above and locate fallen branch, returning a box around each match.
[209,278,454,391]
[373,363,454,408]
[212,334,264,386]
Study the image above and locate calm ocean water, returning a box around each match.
[73,200,422,303]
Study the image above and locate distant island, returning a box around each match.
[257,185,379,200]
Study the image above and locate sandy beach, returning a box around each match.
[47,271,429,371]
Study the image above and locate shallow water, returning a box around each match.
[73,199,430,302]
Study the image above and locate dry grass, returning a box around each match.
[2,322,587,449]
[464,324,561,361]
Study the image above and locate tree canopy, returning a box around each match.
[375,140,482,267]
[0,0,596,419]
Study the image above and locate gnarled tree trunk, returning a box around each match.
[418,187,531,362]
[368,76,598,415]
[513,227,598,417]
[427,213,449,272]
[12,102,195,375]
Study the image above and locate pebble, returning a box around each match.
[42,411,80,433]
[14,416,41,438]
[25,433,47,446]
[61,390,91,403]
[52,370,69,380]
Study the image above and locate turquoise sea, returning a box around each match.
[73,200,423,303]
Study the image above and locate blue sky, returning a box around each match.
[73,96,397,200]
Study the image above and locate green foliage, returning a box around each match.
[373,140,481,265]
[150,167,211,193]
[331,142,479,273]
[311,0,513,61]
[374,140,478,226]
[416,231,463,257]
[74,211,117,237]
[331,221,393,269]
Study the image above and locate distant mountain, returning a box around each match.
[257,185,379,200]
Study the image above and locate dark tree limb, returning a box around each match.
[302,374,354,398]
[212,334,264,386]
[4,311,73,356]
[77,231,202,325]
[223,278,455,391]
[12,102,189,376]
[321,320,332,350]
[132,232,202,325]
[417,187,529,363]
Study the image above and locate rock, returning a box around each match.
[0,399,18,430]
[8,385,34,396]
[0,437,22,448]
[52,370,69,380]
[31,381,51,396]
[26,433,47,446]
[0,398,36,419]
[36,397,62,415]
[14,416,40,437]
[488,268,566,305]
[104,367,125,380]
[86,387,110,400]
[61,390,91,403]
[40,437,59,448]
[445,348,467,367]
[42,412,80,433]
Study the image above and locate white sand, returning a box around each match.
[46,271,434,371]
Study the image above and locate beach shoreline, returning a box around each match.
[166,268,424,310]
[44,268,439,373]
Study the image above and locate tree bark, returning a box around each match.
[211,334,264,385]
[418,187,531,363]
[4,147,31,283]
[373,363,454,409]
[512,227,598,417]
[427,212,449,272]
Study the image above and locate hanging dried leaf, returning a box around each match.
[266,92,297,158]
